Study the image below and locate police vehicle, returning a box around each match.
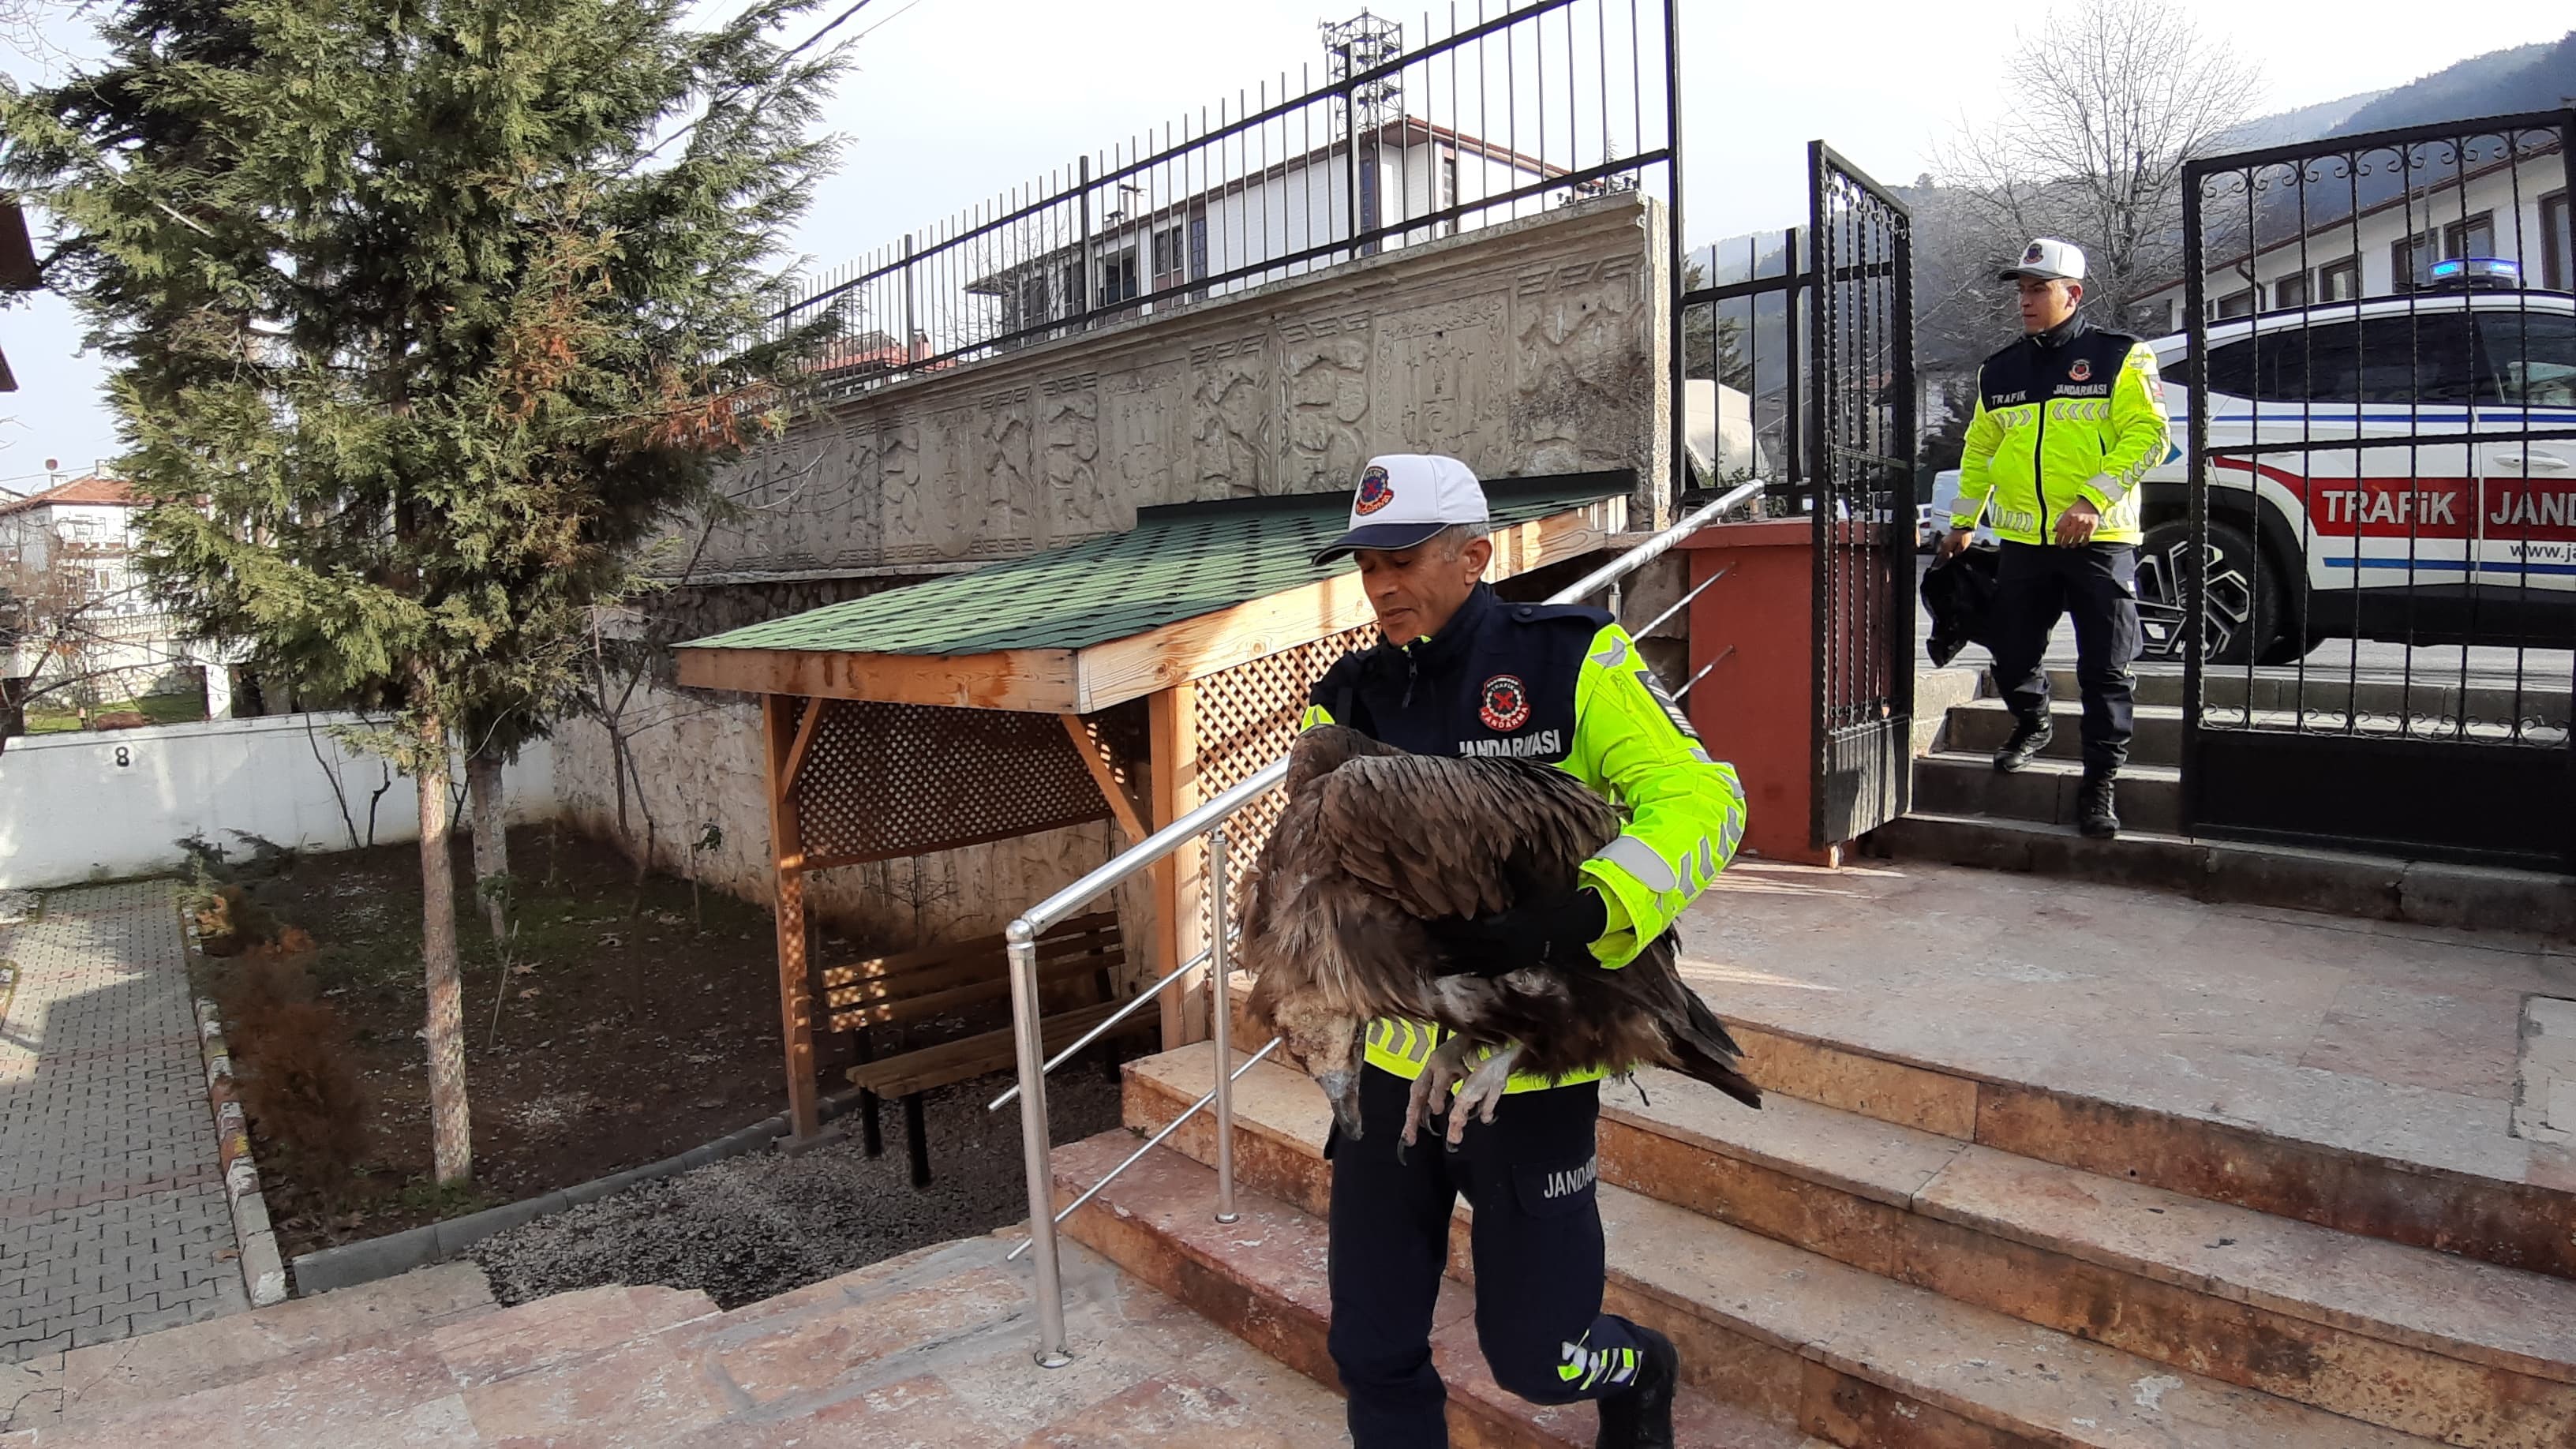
[1937,260,2576,664]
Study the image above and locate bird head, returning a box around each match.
[1286,723,1402,796]
[1274,995,1367,1140]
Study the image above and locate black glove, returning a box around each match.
[1428,887,1609,977]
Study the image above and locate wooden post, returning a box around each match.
[762,695,822,1142]
[1148,684,1207,1048]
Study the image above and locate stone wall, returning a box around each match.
[686,193,1673,582]
[556,194,1675,957]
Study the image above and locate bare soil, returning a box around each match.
[212,825,885,1263]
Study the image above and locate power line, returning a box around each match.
[841,0,930,46]
[782,0,880,59]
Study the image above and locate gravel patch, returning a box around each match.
[468,1067,1125,1309]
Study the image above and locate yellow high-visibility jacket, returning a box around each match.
[1298,586,1747,1092]
[1952,318,2170,547]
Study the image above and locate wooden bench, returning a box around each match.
[822,912,1151,1186]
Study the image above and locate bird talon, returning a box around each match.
[1443,1045,1522,1148]
[1402,1038,1475,1153]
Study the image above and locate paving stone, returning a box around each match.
[0,884,245,1367]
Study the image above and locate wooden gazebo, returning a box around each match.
[674,474,1632,1142]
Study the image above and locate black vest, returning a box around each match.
[1309,584,1608,762]
[1975,315,2140,412]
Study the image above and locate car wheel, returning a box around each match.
[2134,518,2282,667]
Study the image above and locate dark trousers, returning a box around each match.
[1327,1065,1649,1447]
[1987,540,2141,773]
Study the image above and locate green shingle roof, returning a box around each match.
[680,474,1630,658]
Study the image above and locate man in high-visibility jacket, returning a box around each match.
[1298,453,1748,1449]
[1938,237,2170,838]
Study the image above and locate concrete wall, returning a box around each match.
[0,713,556,890]
[687,192,1673,582]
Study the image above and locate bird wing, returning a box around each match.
[1316,753,1619,921]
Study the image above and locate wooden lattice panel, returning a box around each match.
[1191,625,1376,861]
[790,698,1110,867]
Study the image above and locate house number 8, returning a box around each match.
[114,747,131,768]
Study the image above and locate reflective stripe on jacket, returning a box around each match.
[1300,586,1747,1092]
[1951,317,2170,547]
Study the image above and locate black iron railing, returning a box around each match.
[777,0,1681,395]
[2178,110,2576,867]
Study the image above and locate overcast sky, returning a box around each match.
[4,0,2570,490]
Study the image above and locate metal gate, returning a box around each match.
[1807,145,1917,848]
[1671,144,1917,852]
[2178,111,2576,868]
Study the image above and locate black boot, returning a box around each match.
[2079,769,2120,839]
[1991,715,2054,773]
[1594,1325,1678,1449]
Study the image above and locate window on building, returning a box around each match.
[2544,191,2570,292]
[1150,226,1186,293]
[2393,212,2495,290]
[2212,290,2256,320]
[2317,258,2361,303]
[1188,206,1210,298]
[1098,249,1140,307]
[1016,275,1049,333]
[1057,262,1084,317]
[2270,272,2309,310]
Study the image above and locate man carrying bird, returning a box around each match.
[1297,453,1749,1449]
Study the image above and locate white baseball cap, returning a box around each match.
[2000,237,2086,283]
[1311,454,1491,564]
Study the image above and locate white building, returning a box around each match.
[2136,139,2570,331]
[966,117,1564,346]
[0,474,241,719]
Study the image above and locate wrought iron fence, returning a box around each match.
[1676,227,1804,502]
[772,0,1680,394]
[1807,144,1915,848]
[2177,110,2576,866]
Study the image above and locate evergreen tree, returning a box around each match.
[7,0,845,1183]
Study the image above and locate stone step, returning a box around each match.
[1701,919,2576,1293]
[1068,1099,2448,1449]
[2,1279,720,1447]
[1124,1050,2576,1448]
[1054,1132,1829,1449]
[1,1262,500,1436]
[1873,809,2576,942]
[1943,696,2184,766]
[2083,666,2573,724]
[1912,751,2183,834]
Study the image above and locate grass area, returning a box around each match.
[24,692,209,733]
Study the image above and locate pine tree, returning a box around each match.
[8,0,845,1183]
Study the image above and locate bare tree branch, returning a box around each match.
[1930,3,2261,331]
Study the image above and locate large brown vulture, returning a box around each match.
[1240,724,1761,1151]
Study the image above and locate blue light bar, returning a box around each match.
[2429,256,2520,284]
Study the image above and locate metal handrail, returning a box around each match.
[985,934,1234,1112]
[999,477,1762,1366]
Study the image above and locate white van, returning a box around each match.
[1938,279,2576,663]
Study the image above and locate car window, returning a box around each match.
[2200,313,2498,406]
[2351,313,2492,405]
[2200,339,2252,398]
[2477,312,2576,407]
[2200,326,2353,403]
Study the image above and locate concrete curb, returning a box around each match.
[193,996,288,1308]
[287,1088,865,1297]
